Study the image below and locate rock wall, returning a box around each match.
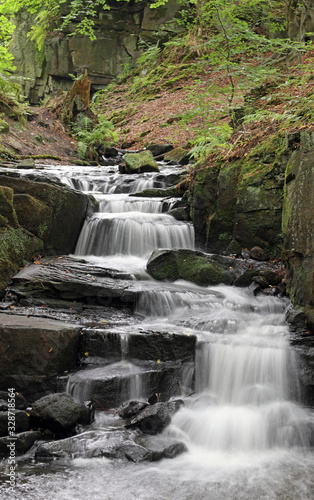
[282,132,314,308]
[190,143,288,259]
[10,0,181,104]
[189,131,314,312]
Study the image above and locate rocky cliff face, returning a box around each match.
[282,132,314,309]
[10,0,181,104]
[189,131,314,315]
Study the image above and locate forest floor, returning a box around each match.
[1,45,314,164]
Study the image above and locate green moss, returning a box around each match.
[124,151,159,173]
[0,227,43,296]
[147,250,233,286]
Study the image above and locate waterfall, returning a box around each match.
[75,213,194,258]
[4,162,314,500]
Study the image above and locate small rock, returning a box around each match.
[250,246,269,261]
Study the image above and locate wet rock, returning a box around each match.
[122,151,159,174]
[9,256,139,307]
[78,401,95,425]
[168,207,190,221]
[128,331,196,363]
[125,400,184,435]
[131,186,179,198]
[148,369,185,404]
[252,276,269,289]
[0,430,42,457]
[0,314,80,401]
[262,286,280,296]
[116,443,152,462]
[249,282,261,296]
[118,401,149,419]
[147,249,234,286]
[31,393,81,432]
[0,410,30,437]
[250,246,269,261]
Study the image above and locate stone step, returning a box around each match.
[66,361,194,410]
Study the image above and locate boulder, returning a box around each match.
[164,147,191,165]
[122,151,160,174]
[147,249,234,286]
[31,393,80,432]
[250,246,269,261]
[0,314,80,400]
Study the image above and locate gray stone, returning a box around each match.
[0,430,42,457]
[31,393,80,432]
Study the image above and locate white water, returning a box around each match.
[1,163,314,499]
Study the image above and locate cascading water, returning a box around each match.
[1,162,314,500]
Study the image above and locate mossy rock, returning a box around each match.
[13,194,52,239]
[0,227,43,297]
[164,147,191,165]
[17,158,35,169]
[0,176,90,254]
[123,151,159,173]
[0,186,19,228]
[147,249,233,286]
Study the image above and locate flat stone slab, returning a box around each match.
[9,256,140,305]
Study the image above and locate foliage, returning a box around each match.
[0,75,27,123]
[73,114,118,160]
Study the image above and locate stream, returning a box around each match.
[1,161,314,499]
